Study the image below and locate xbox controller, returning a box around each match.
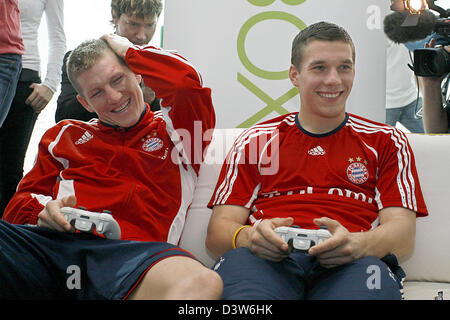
[60,207,121,240]
[274,225,331,251]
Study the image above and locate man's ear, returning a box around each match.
[289,64,300,87]
[111,9,118,26]
[77,95,94,113]
[136,74,143,85]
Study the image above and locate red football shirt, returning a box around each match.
[209,113,428,232]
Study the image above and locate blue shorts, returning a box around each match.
[213,247,405,300]
[0,220,196,299]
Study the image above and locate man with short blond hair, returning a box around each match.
[1,34,219,300]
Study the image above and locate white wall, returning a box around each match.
[164,0,390,129]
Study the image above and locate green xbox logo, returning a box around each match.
[237,1,307,127]
[247,0,306,6]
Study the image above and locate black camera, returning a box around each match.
[414,18,450,77]
[386,0,450,77]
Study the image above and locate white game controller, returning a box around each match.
[60,207,121,240]
[274,225,331,251]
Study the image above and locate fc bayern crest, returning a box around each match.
[142,137,163,152]
[347,162,369,184]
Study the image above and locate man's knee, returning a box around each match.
[181,267,223,300]
[128,256,223,300]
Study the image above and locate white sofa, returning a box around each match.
[179,129,450,300]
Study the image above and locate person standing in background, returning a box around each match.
[0,0,24,128]
[417,38,450,133]
[55,0,162,123]
[385,38,424,133]
[0,0,66,216]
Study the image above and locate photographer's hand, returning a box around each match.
[418,38,450,133]
[419,38,449,86]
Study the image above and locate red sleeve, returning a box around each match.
[208,128,265,209]
[375,129,428,217]
[2,125,66,224]
[125,46,216,174]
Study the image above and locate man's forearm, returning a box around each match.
[206,216,248,258]
[358,208,416,259]
[421,80,448,133]
[206,205,251,258]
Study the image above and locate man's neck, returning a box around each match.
[297,110,347,135]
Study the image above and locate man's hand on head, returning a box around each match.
[100,33,133,59]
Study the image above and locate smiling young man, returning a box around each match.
[206,22,428,300]
[55,0,162,123]
[0,34,220,299]
[72,43,146,128]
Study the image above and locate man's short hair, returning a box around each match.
[66,39,123,96]
[111,0,163,20]
[291,21,355,70]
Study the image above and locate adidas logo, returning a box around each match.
[308,145,325,156]
[75,131,93,145]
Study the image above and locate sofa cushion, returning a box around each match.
[180,129,244,267]
[399,134,450,283]
[403,281,450,300]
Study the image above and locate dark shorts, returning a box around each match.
[0,220,196,299]
[213,247,405,300]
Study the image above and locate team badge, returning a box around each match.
[142,137,164,152]
[346,158,369,184]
